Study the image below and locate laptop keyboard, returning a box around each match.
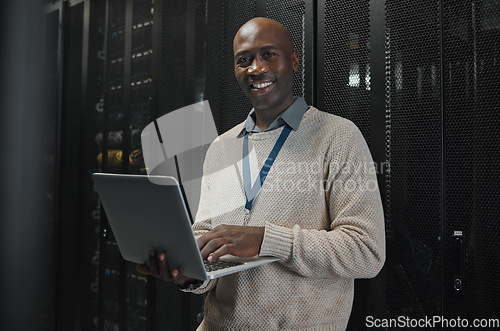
[204,259,244,272]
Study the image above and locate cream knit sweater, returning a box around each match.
[186,107,385,330]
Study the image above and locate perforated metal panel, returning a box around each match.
[321,0,371,145]
[202,1,256,135]
[443,0,500,319]
[385,0,442,320]
[219,1,256,133]
[266,0,306,98]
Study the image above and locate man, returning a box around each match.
[137,17,385,330]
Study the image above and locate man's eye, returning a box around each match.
[263,52,277,58]
[237,57,250,64]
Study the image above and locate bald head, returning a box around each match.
[234,17,295,54]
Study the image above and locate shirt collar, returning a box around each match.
[237,97,309,138]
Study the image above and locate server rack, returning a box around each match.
[44,0,499,329]
[317,0,500,327]
[442,0,500,319]
[384,0,443,320]
[317,0,388,328]
[98,0,207,329]
[96,0,152,329]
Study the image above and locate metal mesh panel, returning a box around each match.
[219,1,256,133]
[443,0,500,319]
[155,281,186,330]
[203,1,224,134]
[266,0,306,98]
[203,0,256,134]
[321,2,372,330]
[385,0,442,320]
[323,0,371,144]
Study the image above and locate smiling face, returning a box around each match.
[233,18,298,114]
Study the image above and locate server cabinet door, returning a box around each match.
[443,0,500,323]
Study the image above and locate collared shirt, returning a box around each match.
[237,97,309,138]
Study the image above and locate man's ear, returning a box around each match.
[292,50,299,72]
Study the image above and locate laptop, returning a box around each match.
[92,173,279,280]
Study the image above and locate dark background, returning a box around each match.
[1,0,498,330]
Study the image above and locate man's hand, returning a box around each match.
[198,225,265,262]
[136,250,195,287]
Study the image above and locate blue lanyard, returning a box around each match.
[242,125,292,211]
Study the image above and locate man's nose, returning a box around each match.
[248,57,268,75]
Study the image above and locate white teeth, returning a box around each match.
[253,81,273,89]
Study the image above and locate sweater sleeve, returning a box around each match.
[260,126,386,279]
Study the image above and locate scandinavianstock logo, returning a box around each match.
[141,101,266,219]
[141,101,378,220]
[141,101,219,219]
